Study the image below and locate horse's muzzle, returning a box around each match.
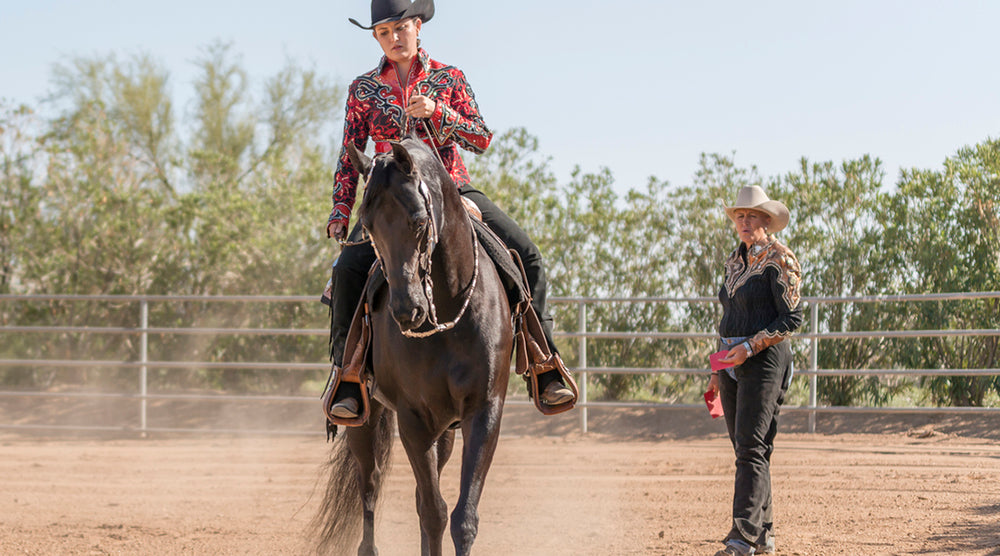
[390,294,428,332]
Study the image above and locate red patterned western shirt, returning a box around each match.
[328,49,492,227]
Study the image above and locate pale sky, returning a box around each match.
[3,0,999,192]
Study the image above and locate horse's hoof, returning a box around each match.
[540,382,574,405]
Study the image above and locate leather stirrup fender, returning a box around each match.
[515,299,579,416]
[505,247,578,415]
[322,299,372,427]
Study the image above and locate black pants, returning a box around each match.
[717,341,791,548]
[329,184,556,364]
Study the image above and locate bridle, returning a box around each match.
[398,179,479,338]
[364,157,480,338]
[341,111,479,337]
[334,121,440,249]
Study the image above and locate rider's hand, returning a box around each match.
[406,94,436,119]
[718,344,750,367]
[327,220,347,241]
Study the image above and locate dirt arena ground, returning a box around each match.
[1,404,999,555]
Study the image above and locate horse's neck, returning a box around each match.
[431,194,476,299]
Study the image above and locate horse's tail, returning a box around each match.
[310,410,395,555]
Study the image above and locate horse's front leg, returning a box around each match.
[346,404,387,556]
[398,413,449,556]
[436,429,455,475]
[451,399,504,556]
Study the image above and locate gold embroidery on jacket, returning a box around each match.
[723,238,802,311]
[750,328,790,354]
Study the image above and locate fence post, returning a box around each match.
[809,300,819,433]
[578,301,588,434]
[140,299,149,436]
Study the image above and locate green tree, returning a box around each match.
[0,102,41,295]
[471,130,693,400]
[779,155,910,406]
[2,45,342,394]
[4,46,999,408]
[168,42,342,391]
[879,139,1000,405]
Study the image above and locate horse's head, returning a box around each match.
[350,137,445,333]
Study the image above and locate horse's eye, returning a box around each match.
[411,217,428,235]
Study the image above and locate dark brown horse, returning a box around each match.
[312,136,513,556]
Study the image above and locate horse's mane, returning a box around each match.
[399,133,455,190]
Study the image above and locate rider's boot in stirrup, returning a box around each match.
[326,278,364,420]
[538,371,575,406]
[536,319,574,406]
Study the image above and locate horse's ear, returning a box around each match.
[390,141,415,176]
[346,142,371,177]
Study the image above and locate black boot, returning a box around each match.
[455,186,573,407]
[326,238,373,420]
[328,317,361,419]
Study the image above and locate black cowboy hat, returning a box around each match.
[349,0,434,30]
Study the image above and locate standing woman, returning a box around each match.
[324,0,574,419]
[710,185,803,556]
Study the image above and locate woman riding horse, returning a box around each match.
[325,0,574,419]
[313,135,514,556]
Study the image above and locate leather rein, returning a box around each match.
[360,154,479,338]
[339,115,479,337]
[394,178,480,338]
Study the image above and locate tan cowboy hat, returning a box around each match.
[724,185,790,234]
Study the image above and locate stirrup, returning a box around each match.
[540,379,575,406]
[506,248,578,415]
[329,397,360,419]
[321,293,374,427]
[523,352,578,415]
[515,308,578,415]
[321,363,370,427]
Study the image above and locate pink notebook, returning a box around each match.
[710,350,735,372]
[704,390,724,418]
[705,350,731,419]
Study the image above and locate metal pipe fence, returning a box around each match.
[1,292,998,435]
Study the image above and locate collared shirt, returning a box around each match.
[329,49,492,226]
[718,236,804,355]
